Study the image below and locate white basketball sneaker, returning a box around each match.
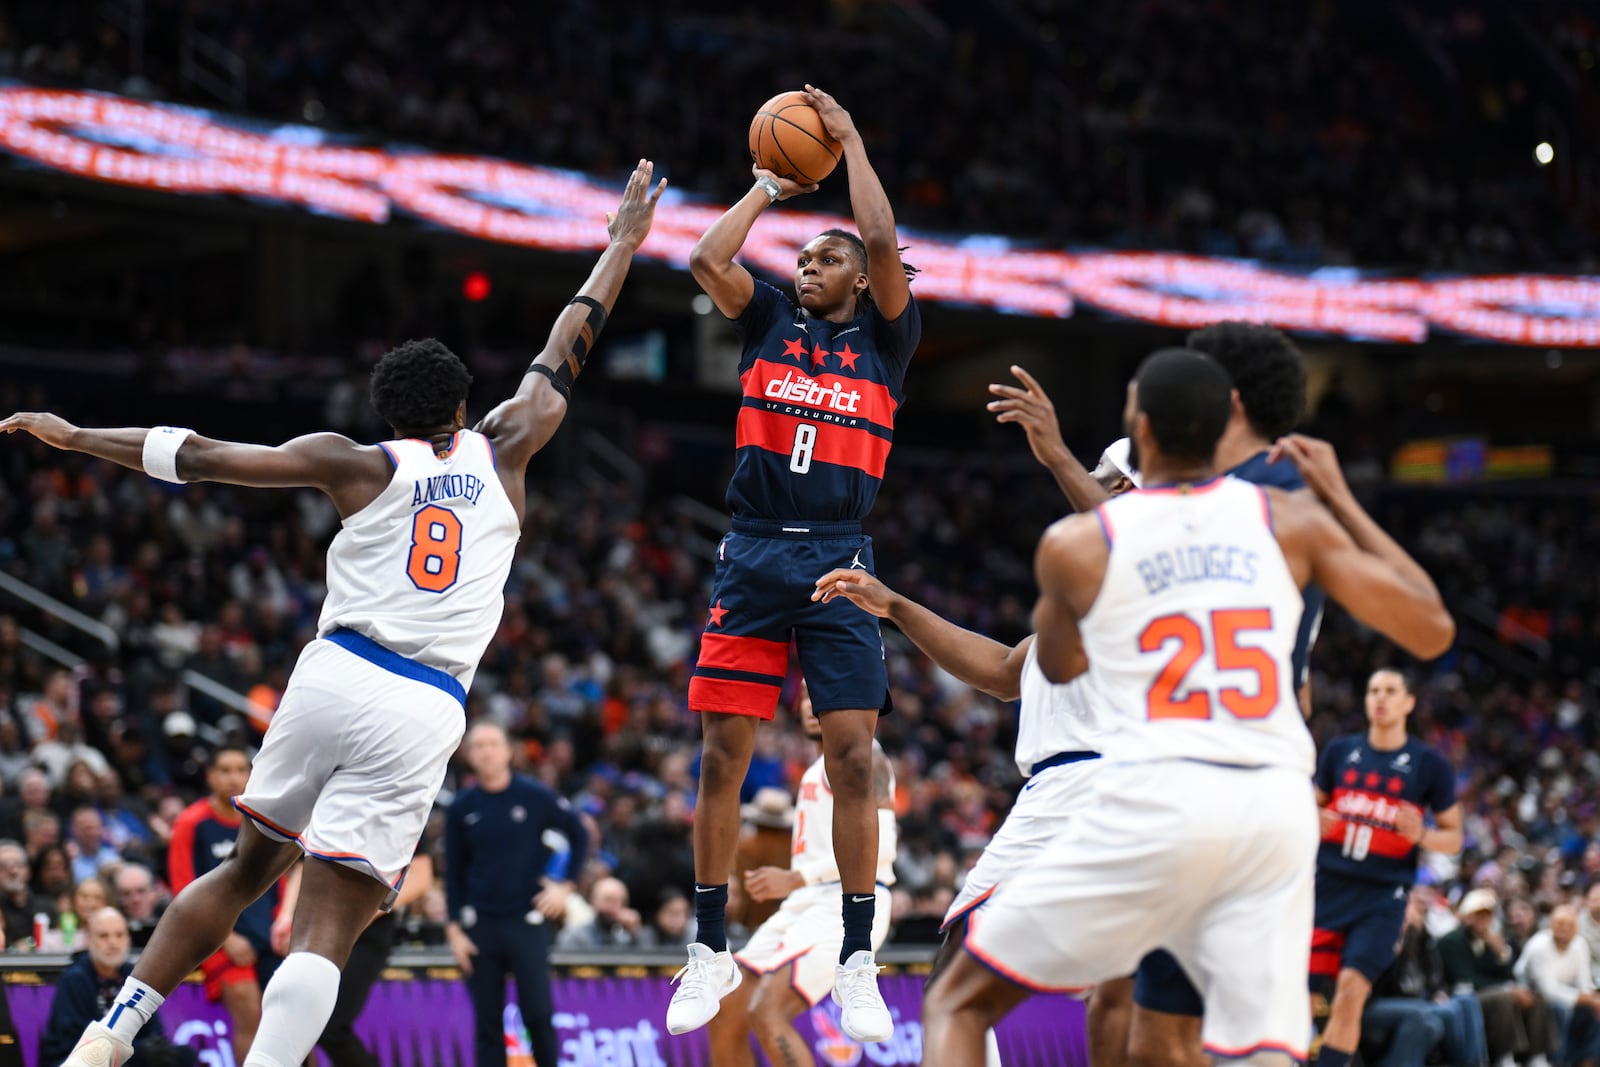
[666,942,742,1035]
[834,950,894,1043]
[62,1021,134,1067]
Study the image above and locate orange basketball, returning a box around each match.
[748,91,842,186]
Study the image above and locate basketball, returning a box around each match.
[748,90,842,186]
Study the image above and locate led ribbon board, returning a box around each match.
[4,87,1599,346]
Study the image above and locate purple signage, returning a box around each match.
[9,972,1085,1067]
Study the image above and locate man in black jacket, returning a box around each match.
[40,910,190,1067]
[1439,888,1559,1065]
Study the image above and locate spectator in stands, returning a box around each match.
[34,721,109,788]
[557,877,647,949]
[66,808,120,883]
[112,864,162,949]
[0,839,55,946]
[1364,888,1488,1067]
[1517,905,1600,1066]
[23,668,74,744]
[33,844,73,911]
[1578,885,1600,981]
[63,878,109,950]
[0,719,32,786]
[94,770,155,856]
[19,768,52,825]
[1440,889,1560,1065]
[39,908,190,1067]
[651,889,694,949]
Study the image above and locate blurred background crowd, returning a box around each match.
[2,0,1598,272]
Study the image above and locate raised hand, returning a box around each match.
[606,159,668,249]
[803,84,859,145]
[752,165,818,201]
[987,366,1072,472]
[0,412,77,450]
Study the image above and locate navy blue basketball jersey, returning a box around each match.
[1316,734,1455,886]
[727,280,921,521]
[1229,449,1325,689]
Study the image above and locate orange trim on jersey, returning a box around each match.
[408,432,461,458]
[735,407,892,479]
[737,943,814,976]
[696,632,790,675]
[740,357,901,426]
[1204,1042,1308,1063]
[233,800,404,888]
[940,886,995,931]
[1256,485,1275,532]
[963,910,1090,995]
[688,676,782,719]
[1136,476,1225,496]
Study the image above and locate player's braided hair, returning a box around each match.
[816,228,920,314]
[369,339,474,433]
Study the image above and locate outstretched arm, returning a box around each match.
[1271,436,1454,659]
[0,415,388,517]
[812,569,1029,701]
[477,160,667,475]
[806,85,910,320]
[1032,516,1105,684]
[987,365,1114,512]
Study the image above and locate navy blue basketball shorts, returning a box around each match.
[1310,868,1408,984]
[688,518,890,719]
[1135,949,1204,1018]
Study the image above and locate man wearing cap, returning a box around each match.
[1441,890,1559,1066]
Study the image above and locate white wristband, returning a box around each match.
[754,175,781,203]
[142,426,194,483]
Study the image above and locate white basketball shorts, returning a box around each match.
[964,759,1317,1060]
[233,634,466,905]
[943,756,1100,930]
[735,883,892,1006]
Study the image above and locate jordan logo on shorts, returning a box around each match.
[849,549,866,570]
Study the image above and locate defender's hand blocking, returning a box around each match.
[803,85,860,145]
[1268,434,1355,507]
[752,165,818,201]
[744,866,804,902]
[987,365,1071,470]
[605,159,668,249]
[0,412,76,449]
[812,569,897,616]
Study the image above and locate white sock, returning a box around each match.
[240,952,342,1067]
[101,978,164,1043]
[984,1028,1003,1067]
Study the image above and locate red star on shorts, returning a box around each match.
[1364,772,1381,788]
[707,600,728,627]
[1387,777,1404,793]
[811,344,831,368]
[782,337,808,362]
[836,344,860,371]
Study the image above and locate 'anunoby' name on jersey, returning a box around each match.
[728,280,921,521]
[318,430,519,690]
[1316,735,1455,886]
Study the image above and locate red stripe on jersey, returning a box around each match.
[696,632,790,676]
[688,675,782,719]
[735,407,892,479]
[1324,788,1422,858]
[740,358,900,428]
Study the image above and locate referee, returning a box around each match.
[446,723,587,1067]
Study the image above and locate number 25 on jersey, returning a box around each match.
[1140,609,1280,721]
[406,505,463,592]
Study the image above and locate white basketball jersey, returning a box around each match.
[1013,640,1107,777]
[793,748,898,886]
[1079,477,1313,774]
[318,430,519,688]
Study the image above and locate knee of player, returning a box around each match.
[749,987,796,1035]
[1333,968,1373,1008]
[822,740,873,796]
[700,739,748,785]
